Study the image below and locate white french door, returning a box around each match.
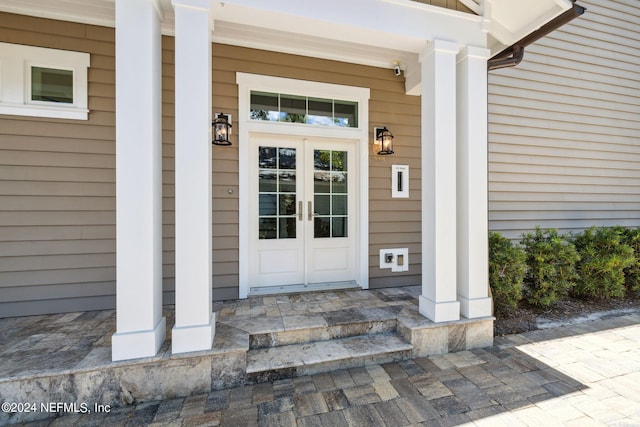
[248,133,357,291]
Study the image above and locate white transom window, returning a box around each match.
[0,42,90,120]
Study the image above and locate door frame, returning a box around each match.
[236,72,370,298]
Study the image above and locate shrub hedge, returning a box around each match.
[572,226,634,299]
[488,232,526,315]
[520,227,579,308]
[489,226,640,315]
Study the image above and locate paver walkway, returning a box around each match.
[16,311,640,426]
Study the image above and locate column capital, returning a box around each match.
[457,45,490,61]
[116,0,165,21]
[171,0,212,11]
[420,39,460,62]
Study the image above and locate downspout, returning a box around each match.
[488,1,586,71]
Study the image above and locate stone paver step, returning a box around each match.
[249,316,398,349]
[246,332,412,383]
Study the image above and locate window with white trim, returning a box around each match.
[250,91,358,127]
[0,42,90,120]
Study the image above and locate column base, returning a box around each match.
[172,312,216,354]
[112,316,166,361]
[459,295,493,319]
[419,295,460,322]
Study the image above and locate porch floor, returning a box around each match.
[0,286,493,424]
[0,286,414,380]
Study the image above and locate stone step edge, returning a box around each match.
[246,333,412,378]
[248,318,398,350]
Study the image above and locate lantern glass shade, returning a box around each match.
[213,113,232,145]
[374,127,394,155]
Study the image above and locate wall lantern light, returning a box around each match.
[212,113,232,145]
[374,126,394,155]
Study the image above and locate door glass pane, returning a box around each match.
[259,170,277,192]
[279,218,296,239]
[314,217,330,238]
[331,172,347,194]
[332,195,347,215]
[259,194,276,216]
[314,150,331,171]
[279,171,296,192]
[313,149,348,239]
[258,146,297,240]
[332,217,347,238]
[279,194,296,215]
[314,195,330,215]
[331,151,347,171]
[278,148,296,169]
[259,218,277,239]
[314,172,331,194]
[259,147,277,168]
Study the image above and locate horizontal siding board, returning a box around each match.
[0,136,115,155]
[0,295,115,318]
[0,166,113,182]
[1,281,115,302]
[0,267,115,288]
[0,211,114,226]
[489,158,640,176]
[494,75,638,106]
[0,181,115,196]
[0,196,114,210]
[0,239,114,257]
[489,191,639,203]
[0,253,114,273]
[0,225,115,241]
[1,150,115,168]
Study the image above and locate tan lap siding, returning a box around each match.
[0,13,116,316]
[488,0,640,239]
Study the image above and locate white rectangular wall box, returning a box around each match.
[379,248,409,272]
[392,165,409,198]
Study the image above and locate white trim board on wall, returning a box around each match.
[236,72,370,299]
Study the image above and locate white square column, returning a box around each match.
[419,40,461,322]
[171,0,215,354]
[456,46,493,319]
[112,0,166,361]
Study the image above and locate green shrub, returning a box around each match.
[617,227,640,297]
[520,227,579,307]
[572,227,635,299]
[489,232,526,315]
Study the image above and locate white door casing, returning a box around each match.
[237,73,370,298]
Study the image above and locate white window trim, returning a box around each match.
[236,72,370,298]
[0,42,90,120]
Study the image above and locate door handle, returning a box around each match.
[298,201,303,221]
[308,201,313,221]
